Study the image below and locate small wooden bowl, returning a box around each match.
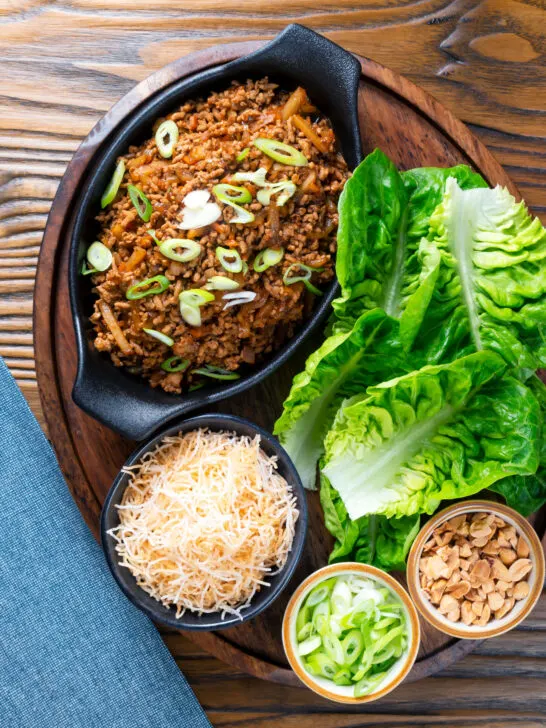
[282,563,420,704]
[407,500,544,639]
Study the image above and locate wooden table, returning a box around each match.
[1,1,545,725]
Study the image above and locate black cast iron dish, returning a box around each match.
[69,24,363,440]
[100,413,308,630]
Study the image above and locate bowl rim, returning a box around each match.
[282,562,421,704]
[100,412,308,630]
[407,499,545,639]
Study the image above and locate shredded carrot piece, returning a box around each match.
[99,300,131,355]
[282,87,308,121]
[292,114,328,154]
[120,247,146,273]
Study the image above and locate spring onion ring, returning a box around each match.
[253,138,308,166]
[143,328,174,347]
[147,229,160,244]
[216,247,243,273]
[232,167,268,186]
[127,184,153,222]
[256,181,296,207]
[155,120,179,159]
[100,160,125,208]
[159,238,202,262]
[179,289,215,307]
[161,356,189,373]
[86,241,113,272]
[126,275,169,300]
[253,248,284,272]
[283,263,323,296]
[81,261,98,276]
[204,276,240,291]
[222,291,257,310]
[180,303,202,327]
[212,184,252,205]
[191,365,240,381]
[236,147,250,163]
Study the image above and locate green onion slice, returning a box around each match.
[155,120,179,159]
[236,147,250,163]
[253,248,284,273]
[126,275,169,300]
[257,181,297,207]
[212,184,252,205]
[180,303,201,327]
[81,261,98,276]
[204,276,240,291]
[159,238,202,263]
[216,247,243,273]
[86,241,113,272]
[127,184,153,222]
[298,635,322,658]
[143,328,174,347]
[147,229,160,244]
[283,263,324,296]
[189,381,205,392]
[191,365,240,381]
[100,160,125,208]
[253,138,308,166]
[161,356,189,373]
[232,167,268,186]
[179,289,215,308]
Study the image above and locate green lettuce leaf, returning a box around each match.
[274,309,408,490]
[421,178,546,374]
[320,473,420,571]
[321,351,540,520]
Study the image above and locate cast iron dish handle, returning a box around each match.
[71,25,362,442]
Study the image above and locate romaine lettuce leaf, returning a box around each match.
[321,351,541,520]
[274,309,408,490]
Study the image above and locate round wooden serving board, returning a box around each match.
[34,40,529,687]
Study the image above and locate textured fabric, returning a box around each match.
[0,358,212,728]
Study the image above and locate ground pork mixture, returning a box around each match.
[89,78,349,393]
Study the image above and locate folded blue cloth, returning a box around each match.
[0,358,212,728]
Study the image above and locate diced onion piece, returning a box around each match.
[180,303,202,327]
[205,276,240,291]
[222,291,257,310]
[179,202,221,230]
[216,247,243,273]
[253,138,308,166]
[183,189,211,209]
[282,86,308,121]
[236,147,250,163]
[179,289,215,307]
[213,183,252,205]
[143,328,174,347]
[283,263,323,296]
[86,241,112,272]
[253,248,284,273]
[191,365,240,381]
[161,356,190,373]
[159,238,202,262]
[101,160,125,208]
[232,167,268,186]
[98,300,131,355]
[292,114,329,154]
[127,184,153,222]
[155,120,179,159]
[256,181,296,207]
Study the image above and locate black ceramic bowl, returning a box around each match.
[100,413,308,630]
[70,24,363,440]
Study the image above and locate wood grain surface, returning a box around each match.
[1,1,545,725]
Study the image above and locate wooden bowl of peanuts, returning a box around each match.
[407,500,544,639]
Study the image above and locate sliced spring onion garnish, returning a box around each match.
[127,184,153,222]
[179,289,215,307]
[81,261,98,276]
[147,229,160,244]
[204,275,240,291]
[241,260,249,275]
[126,275,169,300]
[143,328,174,347]
[232,167,268,186]
[100,160,125,208]
[236,147,250,163]
[159,238,202,262]
[229,205,255,224]
[161,356,189,373]
[155,120,179,159]
[212,184,252,205]
[179,202,221,230]
[191,365,240,381]
[283,263,324,296]
[183,189,210,209]
[180,303,202,327]
[222,291,257,310]
[86,241,113,272]
[253,248,284,272]
[256,181,297,207]
[216,247,243,273]
[253,138,308,166]
[189,381,205,391]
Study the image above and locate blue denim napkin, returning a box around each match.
[0,358,212,728]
